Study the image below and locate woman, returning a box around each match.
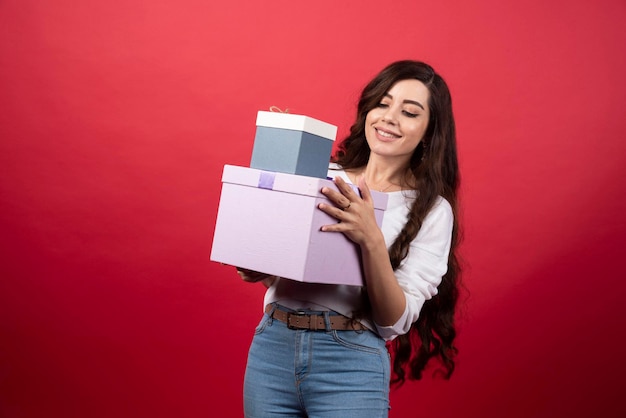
[239,60,461,417]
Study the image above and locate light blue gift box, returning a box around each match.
[250,111,338,179]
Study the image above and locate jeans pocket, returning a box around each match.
[253,313,272,335]
[331,329,383,355]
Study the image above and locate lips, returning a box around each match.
[374,127,401,141]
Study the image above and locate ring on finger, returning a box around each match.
[341,202,351,211]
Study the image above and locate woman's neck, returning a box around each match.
[348,156,413,192]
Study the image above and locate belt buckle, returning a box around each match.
[286,311,309,330]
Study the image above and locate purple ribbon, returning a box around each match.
[258,171,276,190]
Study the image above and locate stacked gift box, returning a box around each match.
[210,110,389,286]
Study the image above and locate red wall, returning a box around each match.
[1,1,625,417]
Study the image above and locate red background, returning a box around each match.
[1,1,625,417]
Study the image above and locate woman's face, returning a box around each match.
[364,79,430,162]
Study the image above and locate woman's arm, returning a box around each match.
[319,176,406,326]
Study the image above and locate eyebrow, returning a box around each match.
[384,93,425,110]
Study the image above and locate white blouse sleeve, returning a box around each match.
[375,196,454,340]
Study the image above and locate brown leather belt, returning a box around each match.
[265,304,367,331]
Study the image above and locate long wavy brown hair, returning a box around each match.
[333,60,461,385]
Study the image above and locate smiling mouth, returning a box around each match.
[375,128,400,139]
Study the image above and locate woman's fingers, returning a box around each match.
[236,267,272,282]
[320,176,359,210]
[318,176,378,244]
[356,175,373,204]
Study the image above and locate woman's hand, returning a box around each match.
[319,176,406,326]
[318,176,384,249]
[236,267,273,284]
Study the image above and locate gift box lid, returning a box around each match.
[221,165,388,210]
[256,111,338,141]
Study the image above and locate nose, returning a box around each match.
[381,106,398,124]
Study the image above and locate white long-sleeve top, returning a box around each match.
[263,165,453,341]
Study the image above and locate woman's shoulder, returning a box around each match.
[328,162,342,170]
[425,196,454,226]
[327,162,344,175]
[433,195,452,212]
[389,193,452,220]
[327,163,352,183]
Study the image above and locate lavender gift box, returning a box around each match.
[250,111,338,179]
[210,165,388,286]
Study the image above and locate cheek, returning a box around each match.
[364,110,377,125]
[364,113,377,138]
[405,122,428,142]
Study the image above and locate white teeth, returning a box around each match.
[376,129,398,138]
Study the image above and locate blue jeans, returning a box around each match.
[243,305,391,417]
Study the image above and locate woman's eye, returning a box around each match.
[377,102,389,108]
[403,110,418,118]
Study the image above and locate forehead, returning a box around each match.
[386,79,430,106]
